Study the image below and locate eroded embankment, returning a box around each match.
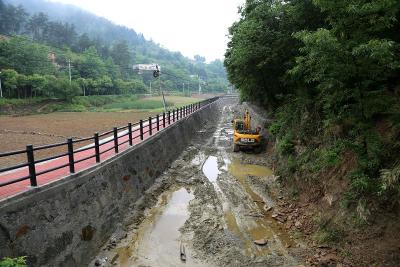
[95,100,307,266]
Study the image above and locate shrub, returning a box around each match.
[0,257,26,267]
[277,134,295,155]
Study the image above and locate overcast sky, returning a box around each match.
[49,0,244,62]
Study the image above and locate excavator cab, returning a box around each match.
[235,121,245,132]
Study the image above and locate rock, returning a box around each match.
[295,221,302,228]
[253,239,268,246]
[94,260,101,266]
[264,204,273,212]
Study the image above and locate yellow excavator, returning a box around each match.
[232,110,263,153]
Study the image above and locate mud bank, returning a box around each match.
[95,98,307,266]
[0,98,224,266]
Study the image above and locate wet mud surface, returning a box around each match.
[91,99,307,266]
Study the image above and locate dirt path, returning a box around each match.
[91,99,307,266]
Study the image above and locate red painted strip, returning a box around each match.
[0,118,173,199]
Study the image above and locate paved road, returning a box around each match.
[0,112,187,199]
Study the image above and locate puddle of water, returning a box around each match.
[116,188,206,267]
[202,156,220,182]
[227,160,294,250]
[229,160,273,179]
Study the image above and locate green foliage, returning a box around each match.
[277,135,295,156]
[313,213,342,244]
[103,99,173,110]
[226,0,400,208]
[0,256,26,267]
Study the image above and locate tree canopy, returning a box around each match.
[225,0,400,207]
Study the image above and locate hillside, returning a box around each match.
[225,0,400,265]
[0,0,229,102]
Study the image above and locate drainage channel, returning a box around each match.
[103,187,207,267]
[200,153,298,264]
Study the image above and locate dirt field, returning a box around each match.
[0,94,208,168]
[0,111,157,167]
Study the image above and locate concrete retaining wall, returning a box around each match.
[0,99,222,266]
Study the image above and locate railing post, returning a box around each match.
[173,110,175,122]
[113,127,119,153]
[163,112,166,128]
[140,120,144,140]
[26,145,37,187]
[94,133,100,163]
[180,107,183,119]
[168,111,171,125]
[67,138,75,173]
[149,117,152,136]
[128,123,133,146]
[156,114,160,131]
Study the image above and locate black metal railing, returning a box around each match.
[0,97,219,189]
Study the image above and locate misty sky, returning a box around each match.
[49,0,244,62]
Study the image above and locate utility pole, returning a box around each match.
[0,71,2,98]
[68,59,72,85]
[198,75,202,95]
[159,77,161,96]
[149,81,152,95]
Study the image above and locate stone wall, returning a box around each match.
[0,99,222,266]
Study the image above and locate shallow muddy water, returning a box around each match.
[111,188,207,267]
[202,156,220,182]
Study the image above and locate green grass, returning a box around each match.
[0,94,204,114]
[103,99,173,110]
[0,97,47,106]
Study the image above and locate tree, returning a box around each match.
[110,40,132,78]
[26,12,48,41]
[0,36,55,75]
[194,55,205,63]
[0,69,18,98]
[0,1,28,34]
[76,46,106,79]
[76,33,93,53]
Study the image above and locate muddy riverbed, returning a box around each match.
[90,99,307,266]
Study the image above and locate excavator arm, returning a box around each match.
[244,109,251,130]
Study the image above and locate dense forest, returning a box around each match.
[0,0,228,100]
[225,0,400,225]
